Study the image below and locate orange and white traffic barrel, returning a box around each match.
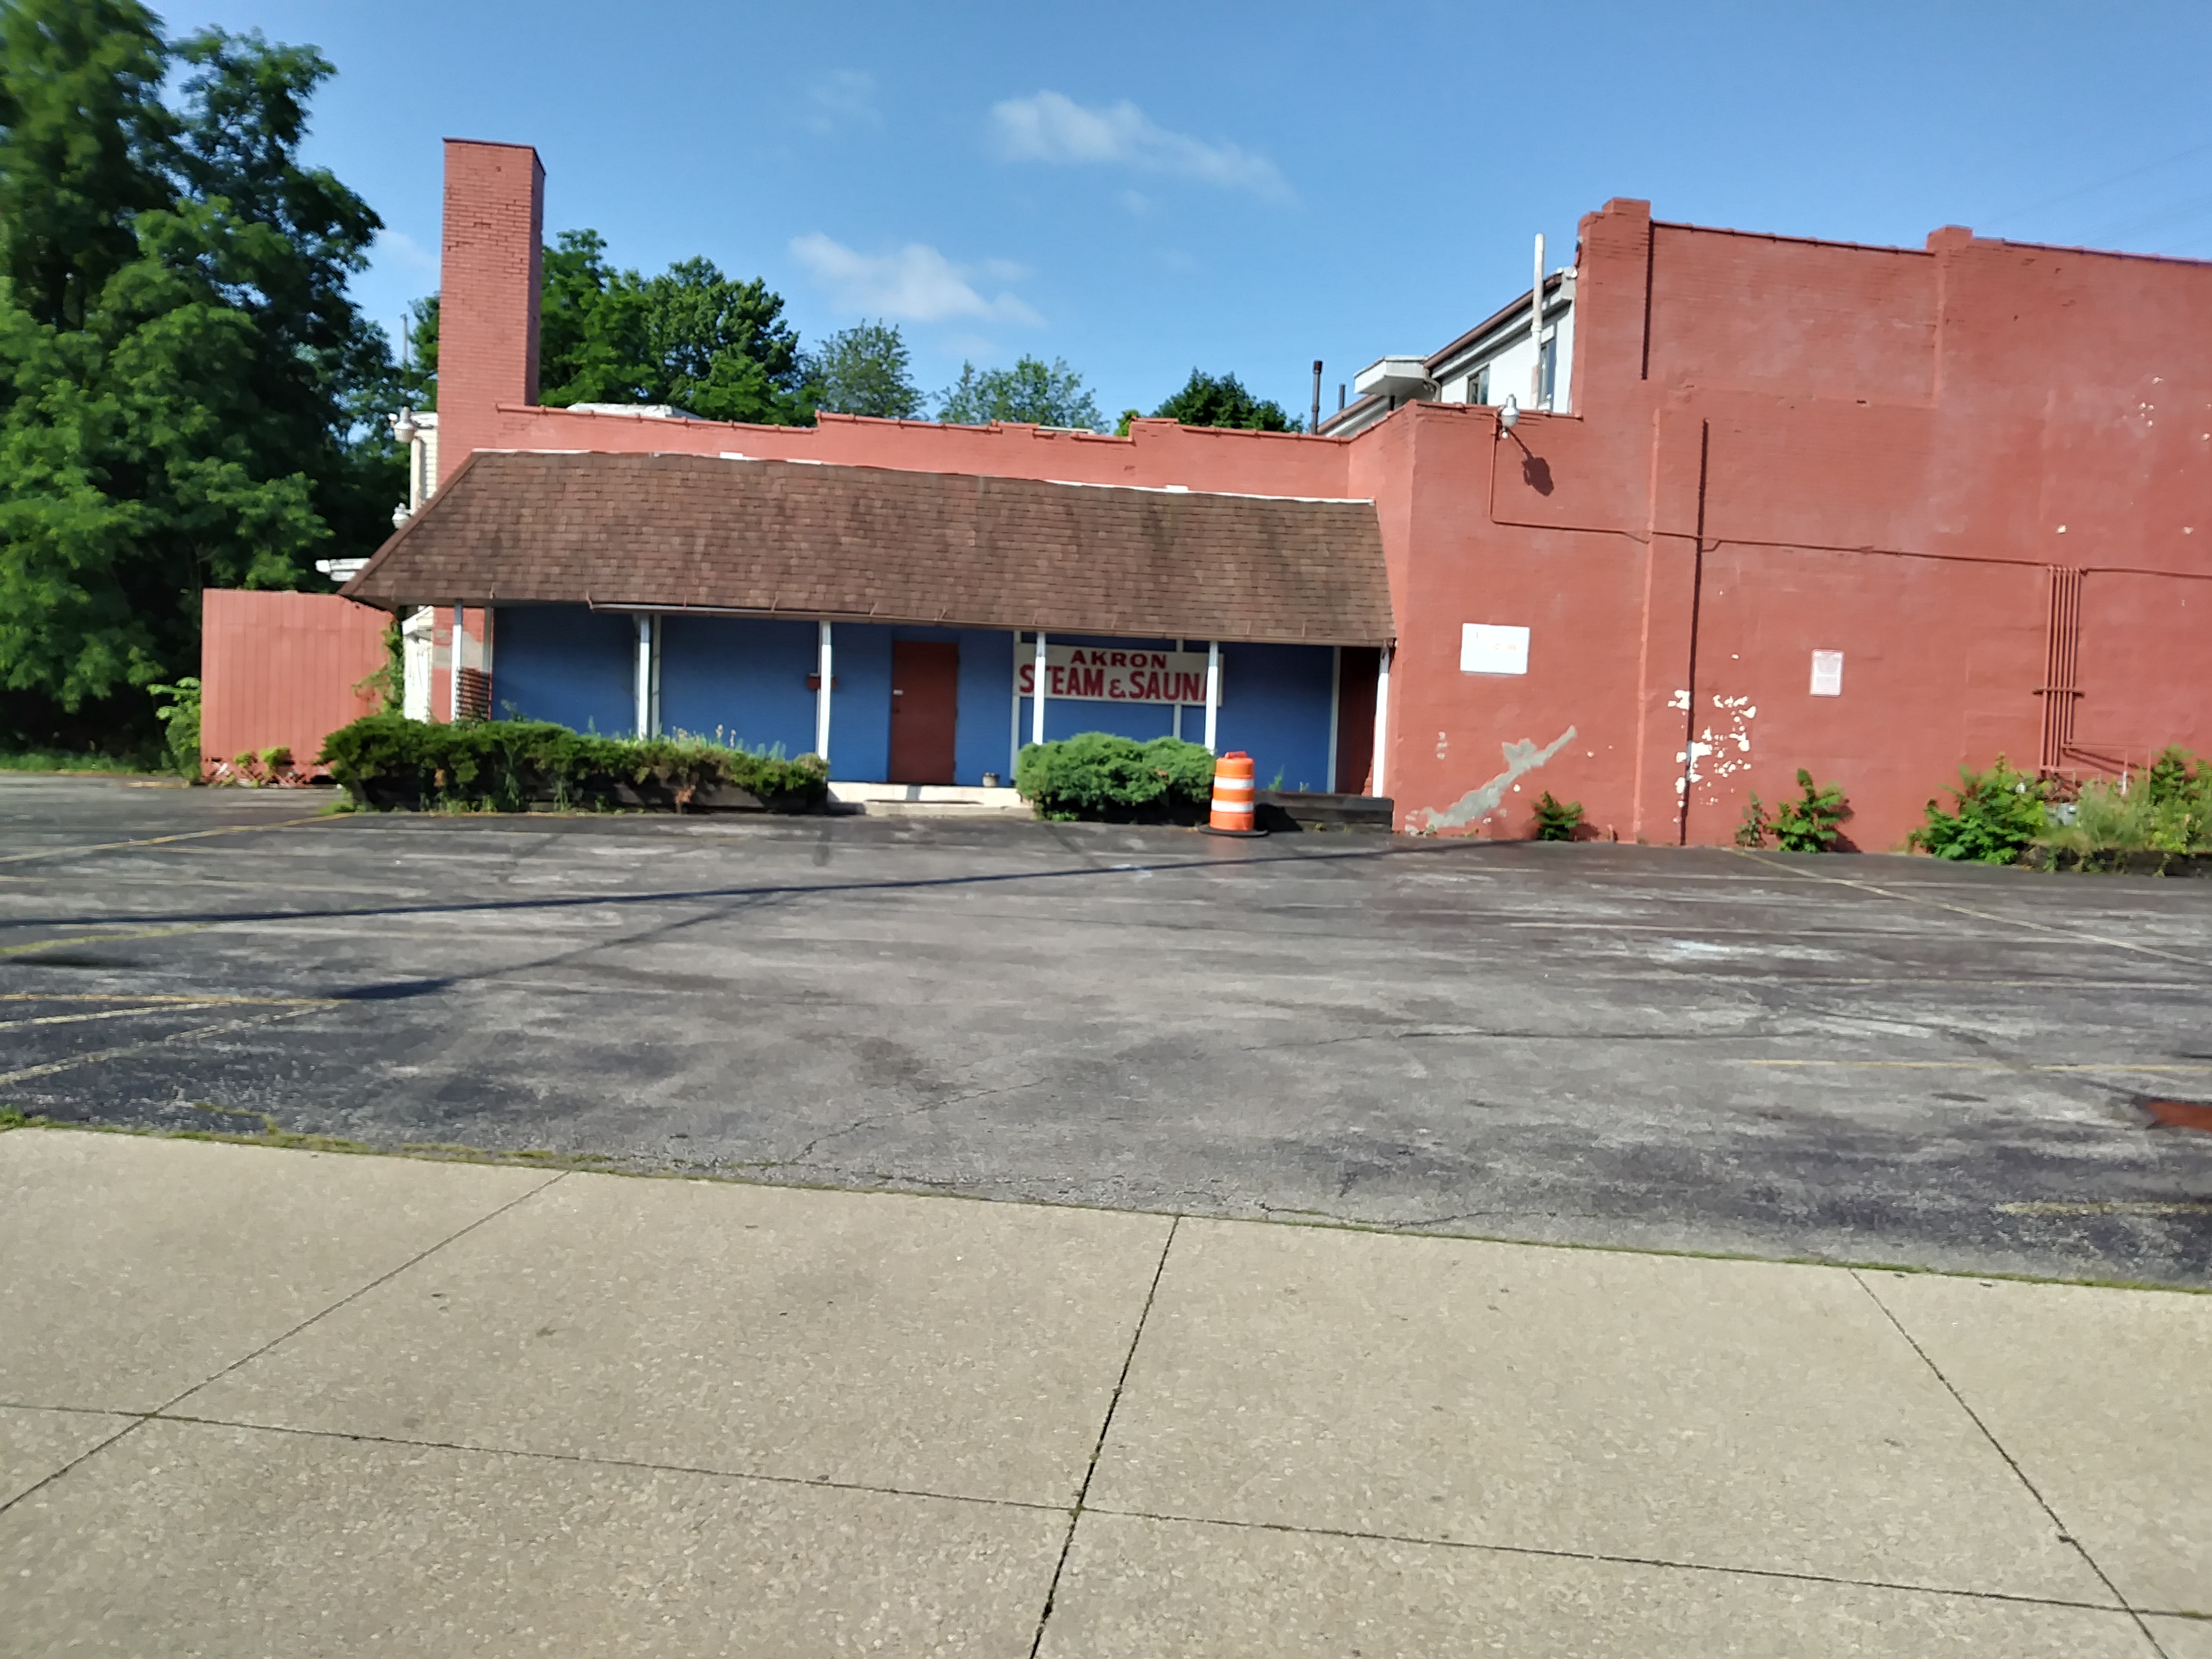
[1204,750,1264,835]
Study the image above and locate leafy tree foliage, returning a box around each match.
[937,355,1103,430]
[0,0,404,744]
[803,320,923,419]
[1143,367,1301,433]
[532,229,807,424]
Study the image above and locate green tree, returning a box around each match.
[1144,367,1300,433]
[0,2,403,747]
[937,355,1103,430]
[527,230,808,425]
[804,320,923,418]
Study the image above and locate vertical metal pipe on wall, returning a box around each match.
[633,614,652,738]
[1032,631,1049,747]
[1326,644,1341,791]
[449,605,465,722]
[1204,641,1221,753]
[815,621,833,765]
[1370,646,1391,797]
[1530,232,1546,409]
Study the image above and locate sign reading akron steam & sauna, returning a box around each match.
[1015,644,1216,704]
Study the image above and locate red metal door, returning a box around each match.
[889,640,959,784]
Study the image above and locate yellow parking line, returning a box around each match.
[0,925,207,957]
[0,814,332,867]
[1999,1201,2212,1216]
[0,1005,324,1086]
[1738,1060,2212,1072]
[0,992,336,1005]
[0,1003,222,1033]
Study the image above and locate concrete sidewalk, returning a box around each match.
[2,1130,2206,1656]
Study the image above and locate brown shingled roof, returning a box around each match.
[343,450,1394,645]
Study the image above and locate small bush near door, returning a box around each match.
[1015,733,1216,822]
[320,714,828,812]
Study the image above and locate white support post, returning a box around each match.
[1326,644,1342,792]
[1031,631,1048,747]
[815,621,833,764]
[649,615,662,738]
[1171,639,1184,742]
[1203,641,1222,754]
[1371,645,1392,797]
[449,605,466,722]
[401,607,434,722]
[634,614,653,738]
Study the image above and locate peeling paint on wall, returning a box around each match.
[1700,693,1757,793]
[1418,725,1578,831]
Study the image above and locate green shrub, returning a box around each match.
[1736,769,1851,852]
[1774,769,1850,852]
[1013,733,1216,822]
[319,715,829,813]
[1532,791,1583,841]
[148,677,202,778]
[1910,757,2049,863]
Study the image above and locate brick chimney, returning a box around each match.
[437,139,543,488]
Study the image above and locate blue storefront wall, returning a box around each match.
[492,607,1339,790]
[1013,634,1337,794]
[822,624,1013,786]
[659,614,817,756]
[492,606,635,734]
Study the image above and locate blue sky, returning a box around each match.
[177,1,2212,423]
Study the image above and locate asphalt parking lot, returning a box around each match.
[4,774,2210,1286]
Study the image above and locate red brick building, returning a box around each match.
[346,139,2212,846]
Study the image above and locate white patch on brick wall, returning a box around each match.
[1810,651,1844,697]
[1420,726,1578,831]
[1701,694,1757,784]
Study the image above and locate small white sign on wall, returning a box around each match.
[1461,623,1530,676]
[1810,650,1844,697]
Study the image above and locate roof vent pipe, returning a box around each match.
[1310,360,1322,434]
[1529,232,1546,409]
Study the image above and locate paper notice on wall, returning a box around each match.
[1017,644,1215,704]
[1460,623,1530,675]
[1810,650,1844,697]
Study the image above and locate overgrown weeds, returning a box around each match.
[2042,747,2212,861]
[1533,791,1584,841]
[1737,769,1852,852]
[147,677,202,778]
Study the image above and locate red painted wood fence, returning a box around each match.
[199,590,389,776]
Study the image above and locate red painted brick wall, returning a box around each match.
[420,150,2212,849]
[1369,199,2212,848]
[438,140,542,489]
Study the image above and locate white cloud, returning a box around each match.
[990,91,1292,202]
[375,228,440,275]
[806,69,879,134]
[789,233,1043,325]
